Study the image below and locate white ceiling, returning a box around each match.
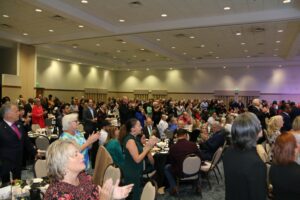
[0,0,300,70]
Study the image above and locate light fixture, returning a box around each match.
[277,29,284,33]
[122,41,127,44]
[78,25,84,28]
[216,56,219,59]
[224,6,231,10]
[146,68,149,71]
[169,67,173,70]
[2,14,9,18]
[96,43,100,46]
[241,42,246,45]
[235,32,242,36]
[276,40,281,43]
[171,46,176,49]
[283,0,291,3]
[57,58,61,61]
[183,52,187,55]
[127,69,130,71]
[113,56,117,59]
[161,13,167,17]
[223,66,227,69]
[209,51,213,54]
[96,66,100,68]
[200,44,205,48]
[81,0,88,3]
[72,44,78,48]
[35,9,42,12]
[247,55,251,58]
[244,49,248,52]
[273,54,278,57]
[189,36,195,39]
[116,50,121,53]
[132,55,137,58]
[274,48,279,51]
[49,29,54,32]
[23,33,28,36]
[155,54,159,56]
[119,19,125,22]
[140,48,145,51]
[156,38,160,41]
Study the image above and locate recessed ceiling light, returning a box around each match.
[133,55,137,58]
[156,38,160,41]
[113,56,117,59]
[49,29,54,32]
[247,55,251,58]
[277,29,284,33]
[78,25,84,28]
[96,43,100,46]
[161,13,167,17]
[183,52,187,55]
[81,0,88,3]
[235,32,242,36]
[189,36,195,39]
[241,42,246,45]
[169,67,173,70]
[57,58,61,61]
[216,56,219,59]
[273,54,278,57]
[209,51,214,54]
[122,41,127,44]
[127,69,130,71]
[171,46,176,49]
[23,33,28,36]
[146,68,149,71]
[223,66,227,69]
[274,48,279,51]
[119,19,125,22]
[2,14,9,18]
[283,0,291,3]
[116,50,121,53]
[140,48,145,51]
[96,66,100,68]
[35,9,42,12]
[200,44,205,48]
[224,6,231,10]
[155,54,159,56]
[276,40,281,43]
[72,44,78,48]
[244,49,248,52]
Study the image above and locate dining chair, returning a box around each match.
[103,164,121,185]
[141,181,156,200]
[35,135,50,157]
[34,159,47,178]
[200,147,223,189]
[176,154,202,195]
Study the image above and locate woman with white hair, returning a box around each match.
[60,113,99,169]
[44,139,133,200]
[267,115,284,144]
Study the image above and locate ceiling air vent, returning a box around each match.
[250,27,265,33]
[196,57,203,60]
[0,24,12,29]
[257,42,264,46]
[129,1,142,7]
[51,15,65,21]
[174,33,187,38]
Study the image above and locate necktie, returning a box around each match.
[148,126,152,136]
[11,123,21,139]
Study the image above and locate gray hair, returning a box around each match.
[231,112,261,150]
[46,139,80,181]
[0,102,16,119]
[62,113,78,131]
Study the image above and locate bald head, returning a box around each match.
[252,99,261,107]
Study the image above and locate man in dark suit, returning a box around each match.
[280,103,292,132]
[119,96,130,125]
[142,117,159,138]
[82,99,97,137]
[0,102,37,184]
[164,129,201,195]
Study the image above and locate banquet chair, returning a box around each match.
[34,159,47,178]
[35,135,50,157]
[200,147,223,189]
[92,146,113,186]
[31,124,41,132]
[176,154,202,195]
[45,118,53,127]
[142,159,156,183]
[141,181,156,200]
[103,164,121,185]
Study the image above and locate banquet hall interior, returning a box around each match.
[0,0,300,200]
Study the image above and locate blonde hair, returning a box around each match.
[46,139,80,182]
[267,115,283,136]
[292,116,300,131]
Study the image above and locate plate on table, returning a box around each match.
[33,178,43,183]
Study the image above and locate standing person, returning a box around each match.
[56,103,71,135]
[270,132,300,200]
[119,96,130,125]
[223,112,267,200]
[31,98,47,128]
[0,103,37,184]
[119,118,157,200]
[60,113,99,170]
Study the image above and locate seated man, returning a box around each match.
[200,121,226,161]
[164,129,201,195]
[178,111,192,126]
[142,117,159,138]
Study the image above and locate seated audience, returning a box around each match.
[178,111,192,126]
[142,117,158,138]
[223,112,267,200]
[60,113,99,170]
[44,139,133,200]
[104,126,124,168]
[164,129,201,195]
[270,132,300,200]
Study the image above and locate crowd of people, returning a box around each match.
[1,94,300,199]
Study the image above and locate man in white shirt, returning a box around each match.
[98,120,111,145]
[157,114,168,138]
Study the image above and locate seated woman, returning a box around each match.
[44,139,133,200]
[270,132,300,200]
[104,126,124,168]
[223,112,267,200]
[60,113,100,170]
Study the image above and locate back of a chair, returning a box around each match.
[93,146,113,186]
[165,129,173,139]
[34,159,47,178]
[182,154,201,176]
[211,147,223,168]
[35,135,50,151]
[103,165,121,185]
[31,124,41,132]
[141,181,156,200]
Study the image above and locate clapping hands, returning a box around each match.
[99,179,134,200]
